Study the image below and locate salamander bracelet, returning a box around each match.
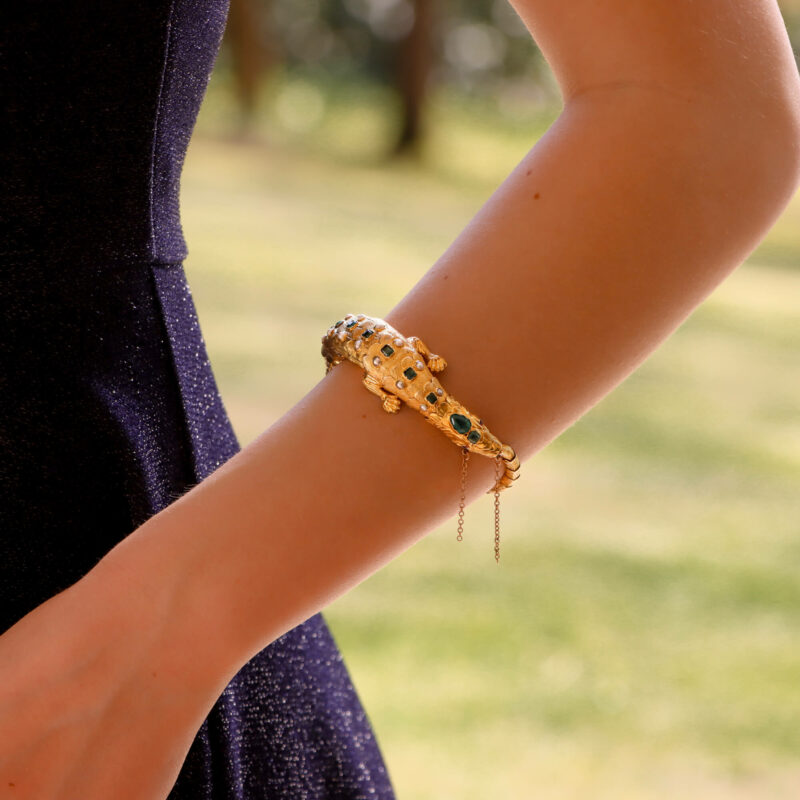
[321,313,520,563]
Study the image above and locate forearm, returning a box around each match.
[91,87,798,698]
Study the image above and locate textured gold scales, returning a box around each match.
[320,313,521,496]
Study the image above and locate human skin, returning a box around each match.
[1,1,799,798]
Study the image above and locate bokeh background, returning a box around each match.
[181,2,800,797]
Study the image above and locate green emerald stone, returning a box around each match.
[334,320,344,327]
[450,414,471,434]
[467,430,481,443]
[403,367,417,380]
[381,345,394,357]
[346,320,357,329]
[362,329,374,338]
[426,392,437,404]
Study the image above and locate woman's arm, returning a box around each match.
[93,0,800,701]
[2,4,797,796]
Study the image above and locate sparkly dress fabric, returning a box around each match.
[1,2,395,797]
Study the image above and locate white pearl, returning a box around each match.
[372,356,381,366]
[436,388,443,396]
[420,404,427,411]
[415,360,424,370]
[394,338,403,347]
[395,380,405,389]
[354,339,362,350]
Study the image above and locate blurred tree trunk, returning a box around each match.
[391,0,435,158]
[227,0,275,125]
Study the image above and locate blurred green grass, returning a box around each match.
[182,72,800,799]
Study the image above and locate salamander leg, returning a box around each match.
[363,373,402,413]
[409,336,447,373]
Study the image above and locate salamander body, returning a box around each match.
[321,313,520,493]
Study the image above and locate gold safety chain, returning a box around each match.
[456,446,470,542]
[457,449,503,564]
[493,456,502,564]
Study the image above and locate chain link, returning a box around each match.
[456,449,502,562]
[494,456,502,563]
[456,446,469,541]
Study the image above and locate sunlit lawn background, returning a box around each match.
[181,68,800,799]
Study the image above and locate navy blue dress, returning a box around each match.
[1,1,396,797]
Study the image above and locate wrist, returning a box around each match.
[81,533,236,711]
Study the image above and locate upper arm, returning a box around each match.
[506,0,800,112]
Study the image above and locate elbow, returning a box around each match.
[694,78,800,231]
[729,70,800,208]
[754,90,800,205]
[649,73,800,265]
[777,97,800,195]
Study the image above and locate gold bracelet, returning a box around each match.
[321,313,520,563]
